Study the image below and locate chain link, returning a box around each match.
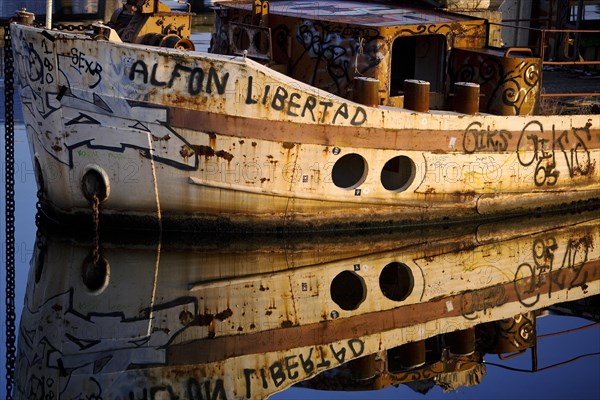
[53,23,94,31]
[3,18,16,400]
[92,194,101,263]
[29,19,94,31]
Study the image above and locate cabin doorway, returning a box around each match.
[390,35,446,106]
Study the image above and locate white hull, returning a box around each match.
[11,24,600,230]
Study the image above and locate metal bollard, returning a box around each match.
[404,79,430,112]
[454,82,480,114]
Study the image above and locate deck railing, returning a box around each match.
[490,22,600,98]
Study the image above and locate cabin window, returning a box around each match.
[390,35,446,96]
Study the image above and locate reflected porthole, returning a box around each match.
[81,253,110,295]
[380,155,416,192]
[331,153,368,189]
[379,262,413,301]
[330,270,366,311]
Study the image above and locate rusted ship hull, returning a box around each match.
[10,22,600,230]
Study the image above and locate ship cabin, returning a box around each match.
[210,0,541,116]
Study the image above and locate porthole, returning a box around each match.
[380,155,416,192]
[331,153,368,189]
[330,270,366,311]
[379,262,413,301]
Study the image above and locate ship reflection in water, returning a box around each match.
[15,210,600,399]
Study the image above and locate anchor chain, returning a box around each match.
[31,19,94,31]
[92,194,101,264]
[2,18,95,398]
[3,19,16,400]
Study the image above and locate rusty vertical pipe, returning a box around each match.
[403,79,430,112]
[479,312,536,354]
[388,339,426,372]
[354,77,380,107]
[349,354,377,380]
[454,82,480,114]
[445,327,476,355]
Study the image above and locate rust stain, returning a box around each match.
[179,310,194,325]
[180,144,215,158]
[281,320,294,328]
[573,160,596,177]
[215,308,233,321]
[151,133,171,141]
[208,132,217,150]
[215,150,234,161]
[282,142,295,149]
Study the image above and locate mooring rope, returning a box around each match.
[145,131,163,337]
[3,19,17,400]
[146,132,163,230]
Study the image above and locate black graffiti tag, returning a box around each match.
[128,59,230,96]
[15,40,44,84]
[462,121,512,154]
[245,76,367,126]
[128,378,227,400]
[460,285,509,320]
[517,120,592,187]
[243,339,364,398]
[514,235,592,307]
[69,48,103,89]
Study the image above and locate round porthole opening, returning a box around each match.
[332,153,368,189]
[330,270,366,311]
[380,155,416,192]
[379,262,413,301]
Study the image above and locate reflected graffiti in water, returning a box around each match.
[14,210,600,399]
